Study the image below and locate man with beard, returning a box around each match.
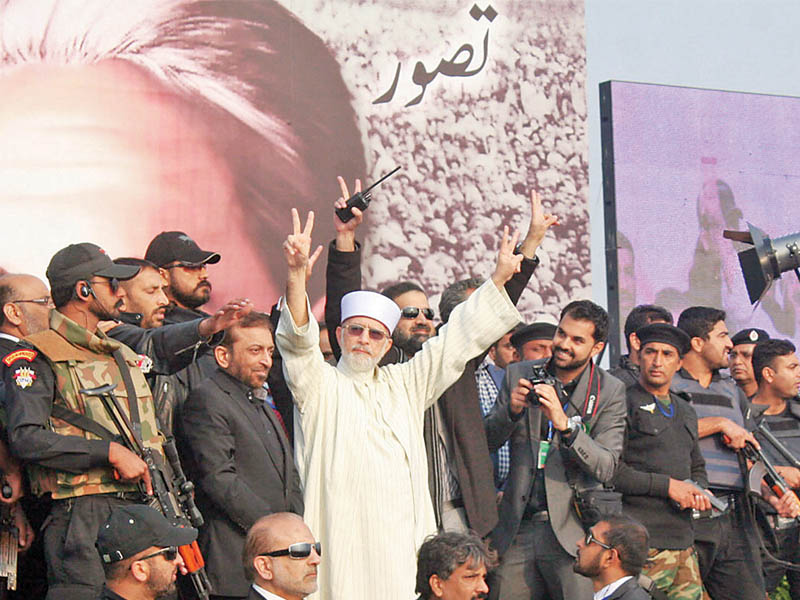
[3,243,249,600]
[573,517,651,600]
[114,259,170,330]
[178,312,303,599]
[96,504,196,600]
[242,513,321,600]
[485,299,626,600]
[729,328,770,400]
[278,208,524,600]
[671,307,796,600]
[415,531,496,600]
[324,179,555,538]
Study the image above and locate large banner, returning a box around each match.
[601,80,800,359]
[0,0,587,322]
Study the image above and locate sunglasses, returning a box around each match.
[89,278,121,293]
[400,306,434,320]
[12,296,54,307]
[584,531,613,550]
[261,542,322,559]
[139,546,179,562]
[342,323,388,342]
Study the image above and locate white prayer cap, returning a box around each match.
[340,290,401,334]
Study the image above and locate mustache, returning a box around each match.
[196,281,212,292]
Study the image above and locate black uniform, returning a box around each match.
[671,368,765,599]
[751,401,800,595]
[614,383,707,550]
[609,354,639,388]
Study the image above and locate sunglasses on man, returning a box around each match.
[400,306,434,320]
[342,323,389,342]
[260,542,322,559]
[138,546,179,562]
[584,531,613,550]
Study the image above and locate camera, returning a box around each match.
[525,364,557,406]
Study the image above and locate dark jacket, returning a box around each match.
[485,359,626,556]
[178,368,303,597]
[324,240,538,536]
[613,383,707,550]
[606,577,653,600]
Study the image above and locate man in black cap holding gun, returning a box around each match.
[96,504,197,600]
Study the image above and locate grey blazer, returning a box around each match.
[484,359,626,556]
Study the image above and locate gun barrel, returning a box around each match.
[757,422,800,470]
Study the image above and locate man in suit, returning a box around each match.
[179,311,303,600]
[485,299,627,599]
[242,512,321,600]
[573,516,652,600]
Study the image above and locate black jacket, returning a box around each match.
[178,368,303,597]
[613,384,707,550]
[606,577,653,600]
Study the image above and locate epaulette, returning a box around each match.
[2,343,38,366]
[673,389,692,402]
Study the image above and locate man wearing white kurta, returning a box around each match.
[276,209,524,600]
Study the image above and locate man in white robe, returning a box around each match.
[276,209,524,600]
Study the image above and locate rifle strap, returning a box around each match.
[51,405,121,443]
[112,348,143,445]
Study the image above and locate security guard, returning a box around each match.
[614,323,708,600]
[750,339,800,597]
[2,243,246,600]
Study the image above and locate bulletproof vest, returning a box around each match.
[672,373,745,490]
[25,326,165,499]
[759,411,800,467]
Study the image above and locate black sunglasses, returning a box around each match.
[89,278,121,293]
[342,323,388,342]
[400,306,434,320]
[138,546,179,562]
[584,531,613,550]
[261,542,322,559]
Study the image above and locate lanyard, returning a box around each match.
[546,401,572,441]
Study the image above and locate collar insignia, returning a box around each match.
[640,402,656,413]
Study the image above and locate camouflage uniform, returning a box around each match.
[3,310,166,600]
[644,548,706,600]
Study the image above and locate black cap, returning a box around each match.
[145,232,221,267]
[510,322,557,349]
[96,505,197,564]
[47,243,140,290]
[636,323,691,356]
[731,328,770,346]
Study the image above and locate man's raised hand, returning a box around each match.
[519,190,558,257]
[491,226,524,288]
[284,208,320,274]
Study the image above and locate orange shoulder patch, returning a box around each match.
[3,348,38,366]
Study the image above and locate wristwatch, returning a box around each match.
[560,415,583,438]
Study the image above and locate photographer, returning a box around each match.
[484,300,626,599]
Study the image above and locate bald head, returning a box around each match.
[243,512,319,599]
[0,273,52,337]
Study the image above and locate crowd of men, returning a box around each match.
[0,181,799,600]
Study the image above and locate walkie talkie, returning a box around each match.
[335,166,401,223]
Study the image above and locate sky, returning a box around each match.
[586,0,800,307]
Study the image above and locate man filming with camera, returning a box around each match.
[485,300,626,599]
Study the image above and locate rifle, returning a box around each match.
[756,422,800,470]
[0,478,16,594]
[739,440,796,504]
[81,384,212,599]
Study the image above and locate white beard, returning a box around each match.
[340,349,381,373]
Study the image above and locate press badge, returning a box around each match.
[537,440,550,469]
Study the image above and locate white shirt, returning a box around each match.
[594,575,633,600]
[252,583,291,600]
[277,280,521,600]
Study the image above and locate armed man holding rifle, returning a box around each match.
[2,243,250,600]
